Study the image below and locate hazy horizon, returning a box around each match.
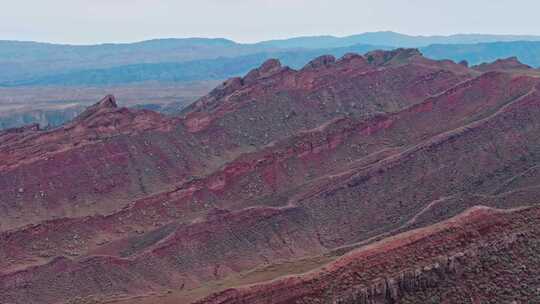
[4,30,540,46]
[1,0,539,45]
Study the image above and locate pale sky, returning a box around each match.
[1,0,539,44]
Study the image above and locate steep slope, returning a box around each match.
[2,51,540,304]
[1,70,534,275]
[181,49,471,144]
[0,49,471,231]
[196,206,540,304]
[0,95,204,230]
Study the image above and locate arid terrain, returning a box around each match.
[0,81,219,130]
[3,33,540,131]
[1,48,540,304]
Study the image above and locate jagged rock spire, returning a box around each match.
[97,94,118,109]
[302,55,336,71]
[244,59,283,84]
[71,94,118,124]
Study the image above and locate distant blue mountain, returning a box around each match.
[0,44,390,86]
[0,38,272,82]
[421,41,540,67]
[257,31,540,49]
[2,32,540,86]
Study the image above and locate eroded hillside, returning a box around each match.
[1,49,540,304]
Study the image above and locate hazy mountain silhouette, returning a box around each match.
[3,31,540,85]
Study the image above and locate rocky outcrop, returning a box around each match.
[365,48,422,66]
[333,247,489,304]
[244,58,284,84]
[473,56,533,72]
[301,55,337,70]
[182,48,472,138]
[70,94,117,122]
[196,207,540,304]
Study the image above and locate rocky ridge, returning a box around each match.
[196,206,540,304]
[1,50,540,304]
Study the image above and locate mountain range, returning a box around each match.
[257,31,540,48]
[4,31,540,131]
[2,48,540,304]
[3,31,540,87]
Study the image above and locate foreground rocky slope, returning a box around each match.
[196,206,540,304]
[1,49,540,304]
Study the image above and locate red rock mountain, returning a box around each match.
[1,49,540,304]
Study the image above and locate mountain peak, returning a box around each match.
[259,58,282,73]
[473,56,532,72]
[365,48,422,65]
[68,94,119,126]
[301,55,336,70]
[97,94,118,109]
[244,59,283,84]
